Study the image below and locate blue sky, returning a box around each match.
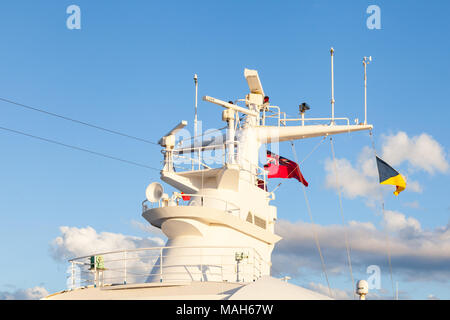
[0,1,449,299]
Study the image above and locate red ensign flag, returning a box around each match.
[264,151,308,187]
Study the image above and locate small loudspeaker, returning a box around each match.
[145,182,164,203]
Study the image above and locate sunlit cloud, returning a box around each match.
[381,131,449,175]
[324,131,448,202]
[50,226,165,261]
[272,214,450,282]
[0,286,49,300]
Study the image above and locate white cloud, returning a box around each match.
[324,156,380,201]
[50,226,165,261]
[348,220,377,231]
[273,215,450,282]
[381,132,449,174]
[323,131,448,201]
[0,286,49,300]
[50,226,166,286]
[382,210,421,237]
[405,179,423,193]
[324,145,387,204]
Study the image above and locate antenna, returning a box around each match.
[202,96,258,117]
[330,47,335,125]
[194,74,198,138]
[159,120,188,172]
[363,56,372,125]
[158,120,188,146]
[244,68,265,96]
[193,74,199,170]
[159,120,188,142]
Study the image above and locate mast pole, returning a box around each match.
[194,74,199,170]
[363,56,371,125]
[194,74,198,138]
[330,47,335,125]
[364,59,367,125]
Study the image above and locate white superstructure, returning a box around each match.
[143,68,371,283]
[45,66,372,300]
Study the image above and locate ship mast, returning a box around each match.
[142,67,372,283]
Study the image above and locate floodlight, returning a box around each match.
[299,102,310,114]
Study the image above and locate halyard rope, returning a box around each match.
[290,141,333,298]
[369,130,396,299]
[329,137,356,299]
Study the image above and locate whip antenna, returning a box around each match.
[363,56,372,125]
[330,47,335,125]
[194,74,198,138]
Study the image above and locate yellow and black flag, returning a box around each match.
[376,156,406,196]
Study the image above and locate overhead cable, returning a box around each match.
[0,125,160,171]
[0,97,159,145]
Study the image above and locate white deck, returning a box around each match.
[44,277,331,300]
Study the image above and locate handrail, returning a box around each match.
[142,193,241,215]
[279,117,350,126]
[67,246,268,290]
[69,245,262,262]
[172,141,241,171]
[173,153,213,169]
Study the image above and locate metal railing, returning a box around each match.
[258,105,351,127]
[67,246,266,290]
[279,116,350,126]
[171,141,240,172]
[142,193,241,217]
